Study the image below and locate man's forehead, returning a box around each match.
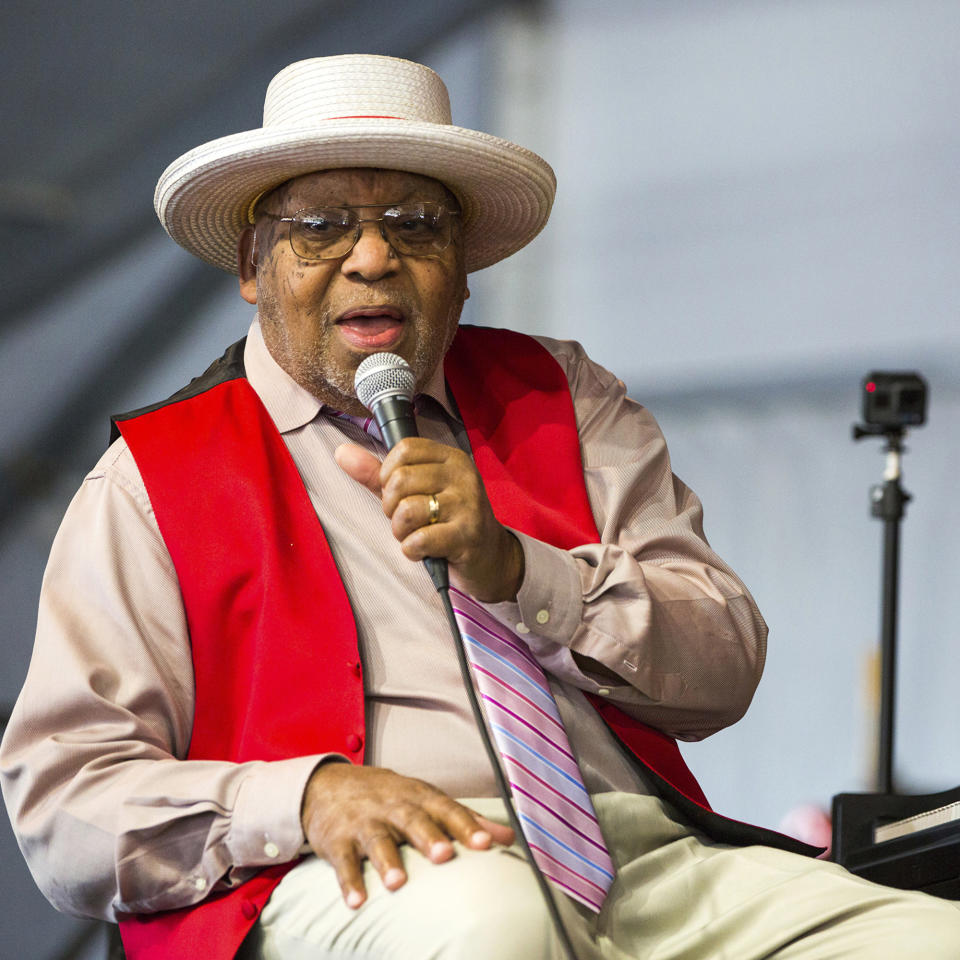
[279,168,455,206]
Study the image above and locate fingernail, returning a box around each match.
[346,890,364,909]
[430,840,452,860]
[384,868,405,888]
[470,830,491,847]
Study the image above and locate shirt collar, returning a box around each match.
[243,317,461,434]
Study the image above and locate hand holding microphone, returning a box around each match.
[335,352,524,601]
[353,352,447,590]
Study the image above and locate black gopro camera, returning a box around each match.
[861,372,927,428]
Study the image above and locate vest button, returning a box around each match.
[352,661,362,677]
[241,900,259,920]
[346,733,363,753]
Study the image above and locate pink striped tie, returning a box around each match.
[450,587,615,912]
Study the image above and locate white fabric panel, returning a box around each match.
[472,0,960,393]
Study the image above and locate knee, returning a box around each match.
[447,877,560,959]
[402,849,565,960]
[430,858,561,960]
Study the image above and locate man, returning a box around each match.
[2,54,958,960]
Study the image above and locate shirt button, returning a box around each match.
[263,841,280,859]
[515,622,530,634]
[193,876,207,892]
[346,733,363,753]
[241,900,259,921]
[535,609,550,625]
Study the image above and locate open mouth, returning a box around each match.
[336,306,405,350]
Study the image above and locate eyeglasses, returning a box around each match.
[258,202,461,261]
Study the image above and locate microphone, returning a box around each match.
[354,353,449,591]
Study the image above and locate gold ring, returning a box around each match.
[427,493,441,524]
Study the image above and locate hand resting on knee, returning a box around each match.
[301,763,515,909]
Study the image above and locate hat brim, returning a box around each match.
[155,118,556,275]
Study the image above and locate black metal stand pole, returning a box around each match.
[878,494,901,795]
[856,426,911,795]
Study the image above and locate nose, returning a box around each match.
[340,220,398,281]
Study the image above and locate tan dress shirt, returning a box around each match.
[0,320,767,921]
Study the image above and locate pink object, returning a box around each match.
[779,805,833,858]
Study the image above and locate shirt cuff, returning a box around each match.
[485,529,583,645]
[483,531,637,698]
[226,754,344,867]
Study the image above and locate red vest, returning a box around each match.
[114,326,812,959]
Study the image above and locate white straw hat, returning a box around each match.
[154,54,556,274]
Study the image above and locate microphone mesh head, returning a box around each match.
[354,352,416,411]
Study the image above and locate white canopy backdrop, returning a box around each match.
[1,1,958,956]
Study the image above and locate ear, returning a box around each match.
[237,226,258,304]
[463,285,470,301]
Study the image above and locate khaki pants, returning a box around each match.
[238,793,960,959]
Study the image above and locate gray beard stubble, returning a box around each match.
[257,286,464,410]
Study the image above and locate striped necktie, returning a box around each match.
[326,407,382,438]
[451,587,615,912]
